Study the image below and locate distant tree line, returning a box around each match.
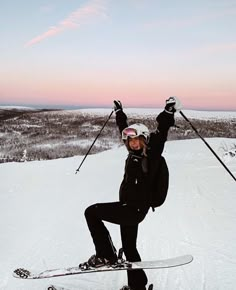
[0,109,235,163]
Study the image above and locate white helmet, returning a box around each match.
[122,123,150,142]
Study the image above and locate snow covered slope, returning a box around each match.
[0,138,236,290]
[78,108,236,120]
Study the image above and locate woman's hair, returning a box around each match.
[125,136,148,156]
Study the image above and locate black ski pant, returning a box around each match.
[84,202,149,289]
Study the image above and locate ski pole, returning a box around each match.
[75,110,114,173]
[179,110,236,182]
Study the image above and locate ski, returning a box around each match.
[47,284,154,290]
[46,284,153,290]
[13,255,193,280]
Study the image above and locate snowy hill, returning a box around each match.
[1,138,236,290]
[0,106,37,111]
[77,108,236,120]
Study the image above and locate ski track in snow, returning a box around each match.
[0,137,236,290]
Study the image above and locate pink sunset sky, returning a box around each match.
[1,0,236,110]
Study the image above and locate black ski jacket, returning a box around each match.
[116,110,174,212]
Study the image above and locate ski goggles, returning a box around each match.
[122,127,138,140]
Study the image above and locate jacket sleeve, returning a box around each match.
[115,110,128,136]
[149,110,175,156]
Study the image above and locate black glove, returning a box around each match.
[164,97,176,114]
[113,100,123,113]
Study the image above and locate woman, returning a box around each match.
[81,97,179,290]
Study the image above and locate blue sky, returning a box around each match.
[0,0,236,110]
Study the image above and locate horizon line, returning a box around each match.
[0,103,236,112]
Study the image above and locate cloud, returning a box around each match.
[25,0,108,47]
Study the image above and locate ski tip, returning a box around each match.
[178,254,194,265]
[186,254,194,263]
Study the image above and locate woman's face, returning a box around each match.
[128,137,143,151]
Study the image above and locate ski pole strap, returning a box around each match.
[179,111,236,182]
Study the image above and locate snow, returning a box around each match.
[77,108,236,120]
[1,105,235,120]
[0,106,37,111]
[1,138,236,290]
